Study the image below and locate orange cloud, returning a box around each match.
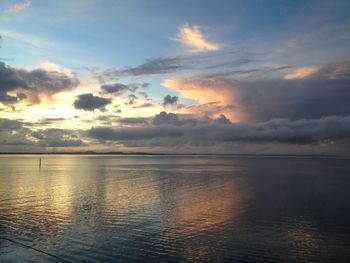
[6,0,31,15]
[163,78,232,104]
[162,77,239,121]
[284,66,319,80]
[173,24,220,52]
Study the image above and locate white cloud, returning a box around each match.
[0,29,59,50]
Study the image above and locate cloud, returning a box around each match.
[101,83,139,94]
[0,62,27,104]
[40,61,74,76]
[0,118,87,151]
[325,62,350,80]
[74,93,112,111]
[0,118,23,131]
[117,117,150,126]
[153,112,180,125]
[0,118,31,146]
[94,50,253,79]
[0,29,60,50]
[212,114,231,125]
[96,115,150,126]
[163,61,350,121]
[87,115,350,147]
[32,128,84,147]
[184,102,237,120]
[29,118,66,126]
[125,94,137,105]
[6,0,31,15]
[162,77,233,104]
[163,95,178,107]
[16,68,79,104]
[0,61,79,105]
[132,102,154,109]
[152,112,198,126]
[284,66,320,80]
[173,24,220,52]
[138,91,149,99]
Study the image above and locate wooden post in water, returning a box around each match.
[39,158,42,168]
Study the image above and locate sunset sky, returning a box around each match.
[0,0,350,154]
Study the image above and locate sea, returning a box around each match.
[0,155,350,262]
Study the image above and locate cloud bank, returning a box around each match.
[88,113,350,148]
[163,61,350,122]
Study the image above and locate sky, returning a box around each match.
[0,0,350,154]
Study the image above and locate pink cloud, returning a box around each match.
[7,0,31,15]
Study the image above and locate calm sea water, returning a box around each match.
[0,155,350,262]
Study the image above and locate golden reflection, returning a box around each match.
[162,177,245,234]
[158,174,247,261]
[0,155,74,243]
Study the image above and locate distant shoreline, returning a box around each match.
[0,152,349,159]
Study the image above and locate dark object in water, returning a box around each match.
[39,158,42,168]
[0,237,72,263]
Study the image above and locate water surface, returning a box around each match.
[0,155,350,262]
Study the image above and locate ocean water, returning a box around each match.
[0,155,350,262]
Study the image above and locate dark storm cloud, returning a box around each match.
[171,61,350,121]
[163,95,178,107]
[234,78,350,121]
[74,93,112,111]
[0,61,79,104]
[88,115,350,146]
